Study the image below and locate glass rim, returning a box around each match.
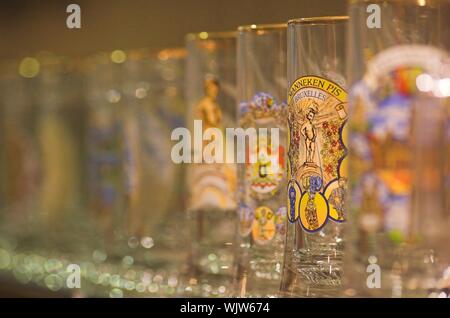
[156,48,187,59]
[127,47,187,60]
[237,23,287,32]
[288,16,349,25]
[81,47,187,72]
[185,31,237,41]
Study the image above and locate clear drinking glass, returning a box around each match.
[185,31,238,297]
[234,24,287,297]
[84,48,189,297]
[0,54,92,294]
[84,52,128,257]
[344,0,450,297]
[280,16,349,297]
[0,54,89,250]
[138,48,188,268]
[121,48,189,297]
[36,55,89,255]
[0,59,43,247]
[118,48,187,253]
[146,48,189,297]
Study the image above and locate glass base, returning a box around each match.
[280,250,342,297]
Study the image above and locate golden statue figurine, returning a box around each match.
[195,77,223,131]
[189,76,236,211]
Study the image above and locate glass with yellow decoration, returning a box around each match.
[280,16,349,297]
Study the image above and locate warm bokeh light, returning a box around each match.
[110,49,127,63]
[18,57,40,78]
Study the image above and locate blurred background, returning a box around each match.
[0,0,348,298]
[0,0,346,58]
[0,0,449,300]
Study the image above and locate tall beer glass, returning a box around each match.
[84,52,127,256]
[121,48,189,296]
[185,31,238,297]
[280,16,349,297]
[235,23,287,297]
[0,55,88,252]
[344,0,450,297]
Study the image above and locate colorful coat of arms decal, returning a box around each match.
[238,92,287,244]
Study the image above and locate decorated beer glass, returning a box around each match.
[344,0,450,297]
[280,16,349,297]
[184,31,238,296]
[234,23,287,297]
